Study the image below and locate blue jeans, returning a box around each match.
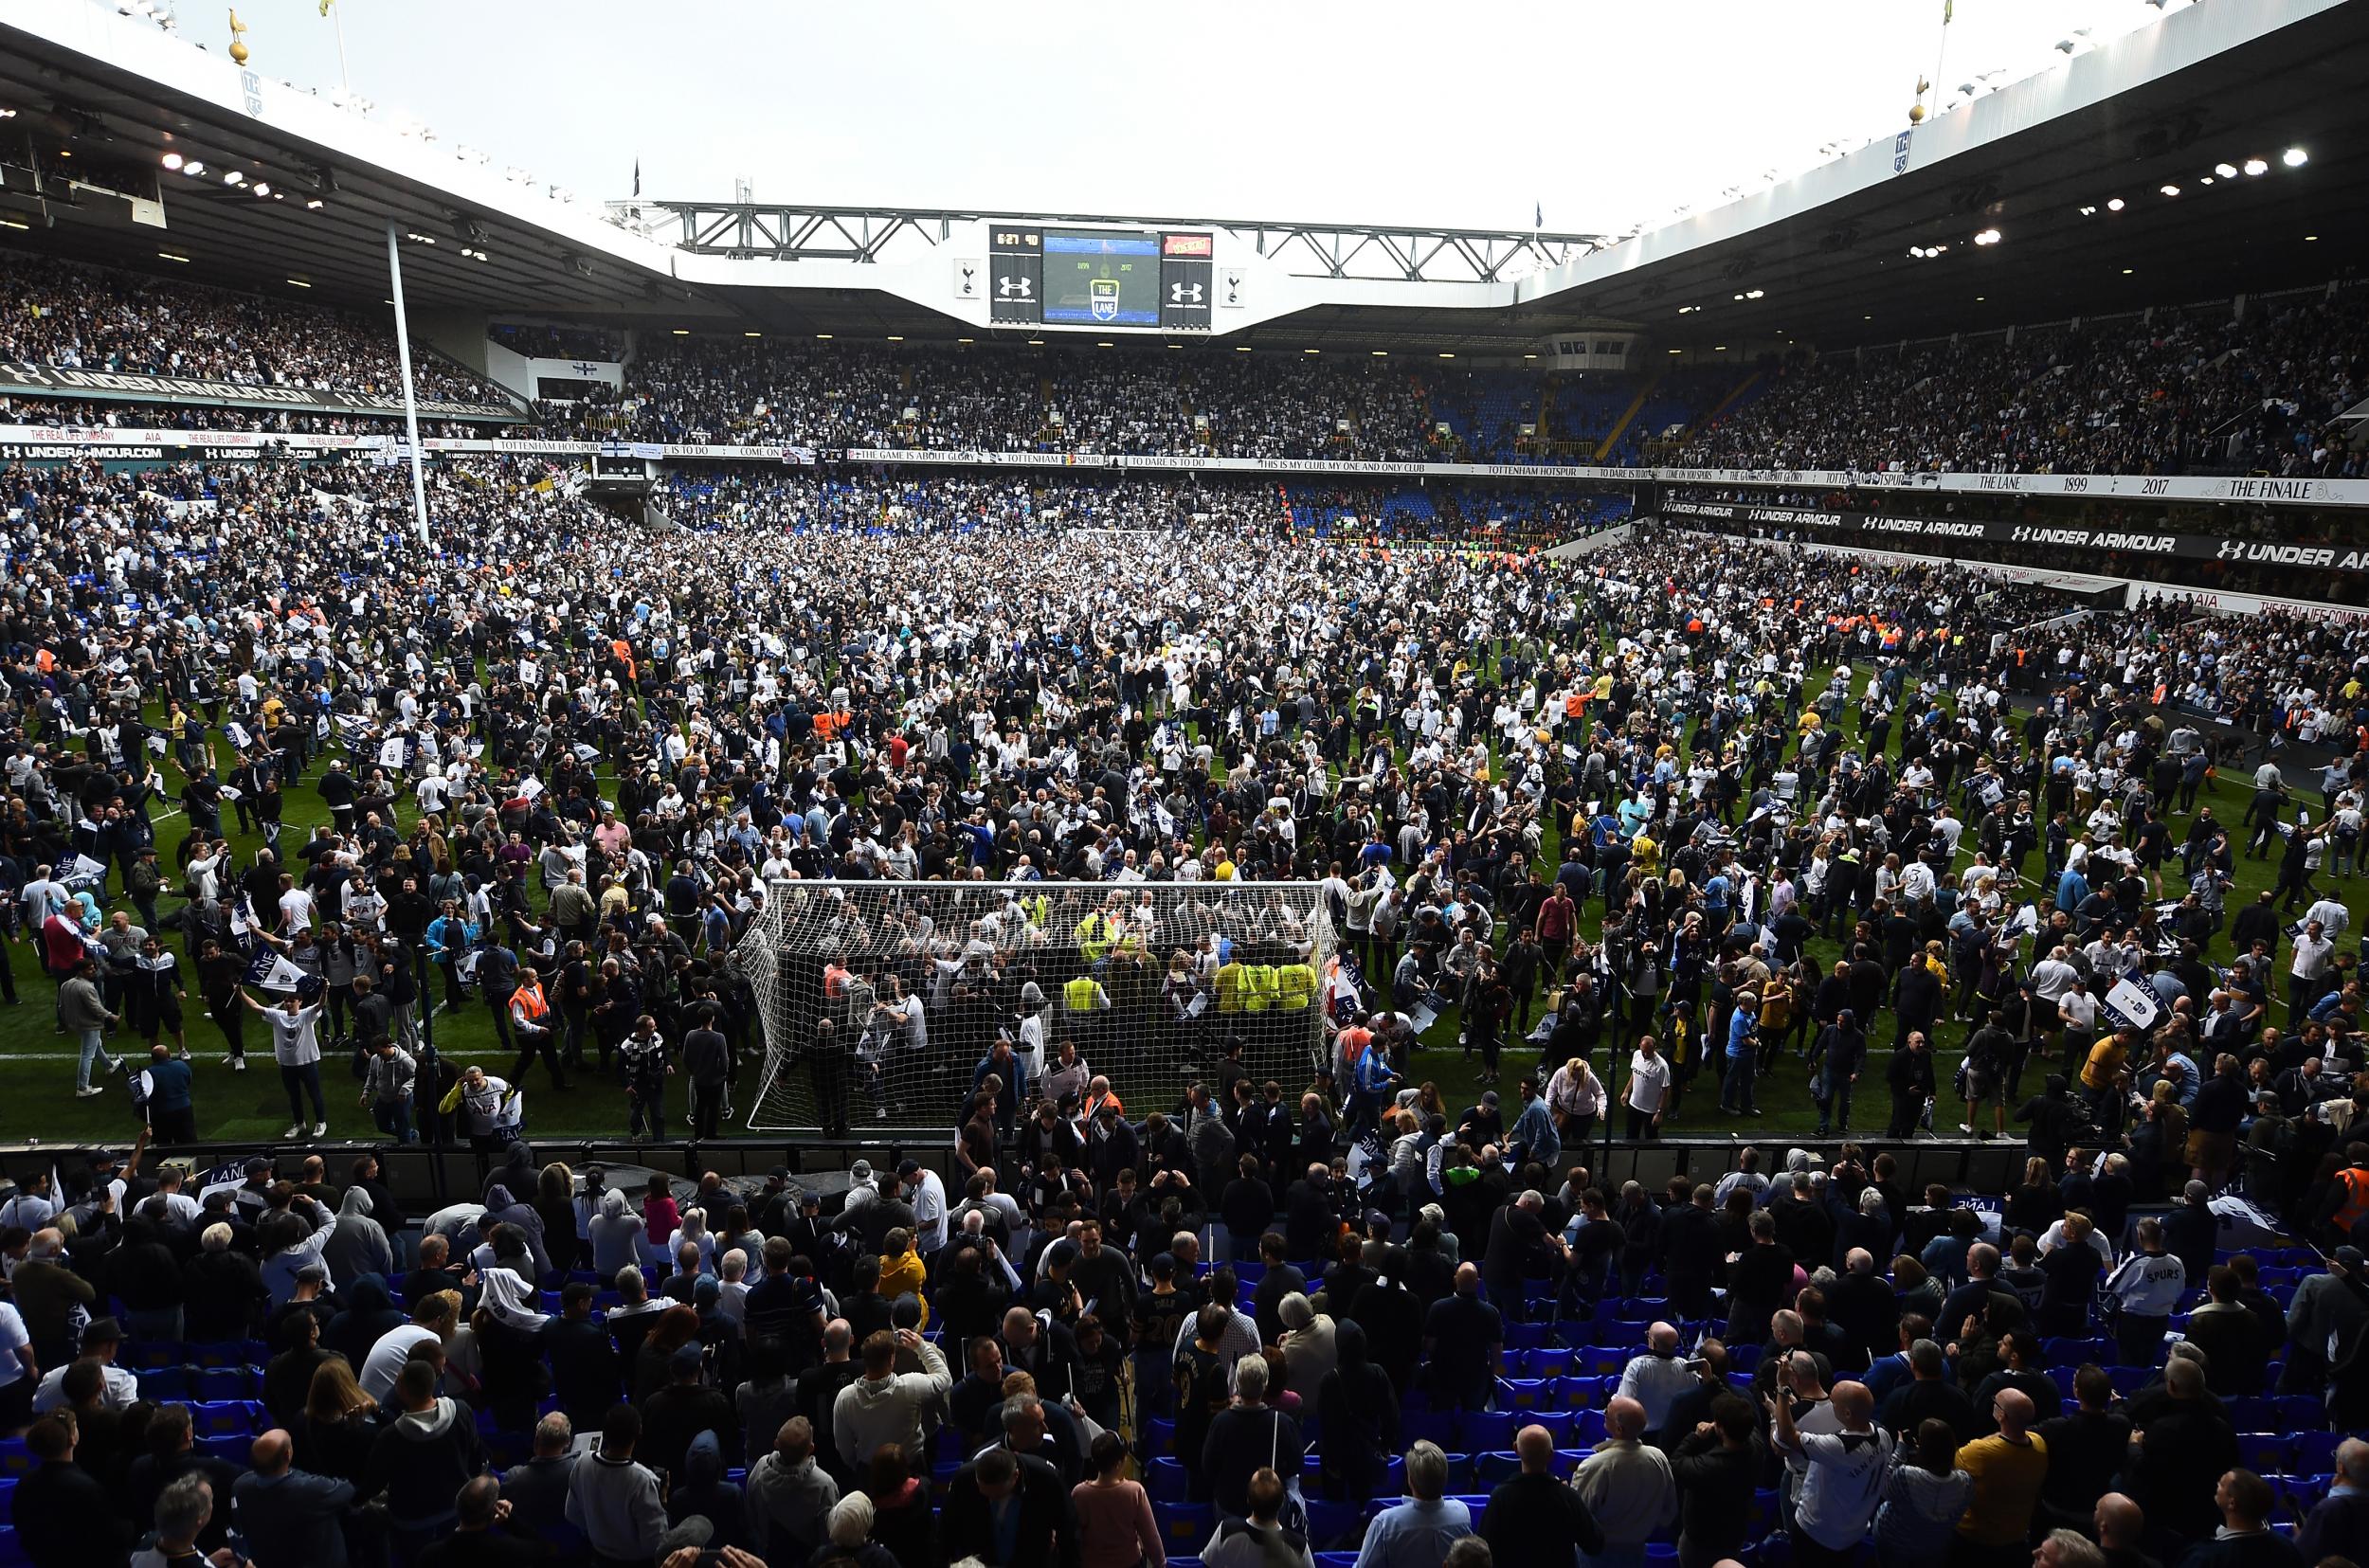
[77,1028,118,1091]
[371,1094,416,1143]
[1720,1051,1756,1112]
[1817,1072,1854,1132]
[281,1060,327,1126]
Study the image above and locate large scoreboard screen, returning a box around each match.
[1042,230,1160,326]
[990,227,1212,331]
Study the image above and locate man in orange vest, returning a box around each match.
[2329,1152,2369,1246]
[508,964,570,1091]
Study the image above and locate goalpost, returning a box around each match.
[737,879,1340,1133]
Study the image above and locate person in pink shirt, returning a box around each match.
[1072,1429,1166,1568]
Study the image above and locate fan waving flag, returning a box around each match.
[246,950,306,992]
[1323,949,1365,1027]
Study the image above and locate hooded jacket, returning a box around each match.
[360,1396,486,1523]
[322,1274,405,1367]
[564,1445,666,1563]
[745,1441,841,1562]
[830,1337,951,1471]
[322,1187,393,1290]
[589,1188,645,1279]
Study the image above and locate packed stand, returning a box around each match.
[1683,288,2369,478]
[0,251,508,407]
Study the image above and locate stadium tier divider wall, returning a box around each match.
[735,878,1342,1134]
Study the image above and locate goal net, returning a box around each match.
[738,879,1341,1133]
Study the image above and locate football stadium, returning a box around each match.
[0,0,2365,1562]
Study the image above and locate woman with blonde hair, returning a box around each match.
[294,1356,379,1483]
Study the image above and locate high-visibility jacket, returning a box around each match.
[1214,963,1244,1013]
[510,982,550,1029]
[1064,975,1102,1013]
[1277,964,1316,1010]
[2335,1166,2369,1235]
[1241,964,1278,1012]
[1075,912,1113,962]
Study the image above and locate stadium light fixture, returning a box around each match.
[958,337,974,345]
[1973,227,2002,245]
[1525,353,1538,360]
[305,199,322,208]
[160,151,183,170]
[1370,350,1387,356]
[1026,338,1043,347]
[1438,352,1456,359]
[1235,346,1251,352]
[2306,234,2320,241]
[285,278,310,287]
[671,329,689,335]
[0,219,26,230]
[2283,147,2307,168]
[1303,348,1319,354]
[1098,341,1114,349]
[2159,184,2179,196]
[222,169,243,185]
[817,333,834,340]
[252,183,270,197]
[2078,206,2097,215]
[1732,293,1745,300]
[2122,267,2134,274]
[2106,197,2125,210]
[743,331,762,337]
[1668,348,1683,355]
[2242,157,2268,176]
[2200,177,2214,186]
[183,161,204,176]
[157,250,189,262]
[2214,162,2238,178]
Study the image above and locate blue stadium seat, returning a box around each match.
[1148,1456,1189,1504]
[2238,1433,2293,1474]
[122,1340,186,1372]
[1315,1555,1361,1568]
[1156,1502,1213,1550]
[1570,1410,1608,1447]
[1532,1410,1579,1447]
[136,1366,189,1402]
[1505,1321,1549,1352]
[2275,1397,2324,1432]
[1497,1377,1554,1412]
[0,1525,24,1568]
[1474,1451,1523,1486]
[190,1400,266,1438]
[190,1367,253,1402]
[0,1442,28,1479]
[1461,1412,1516,1453]
[1302,1498,1360,1549]
[2295,1433,2343,1475]
[1528,1347,1576,1379]
[1144,1417,1176,1459]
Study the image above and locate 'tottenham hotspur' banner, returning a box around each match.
[0,361,524,421]
[1660,498,2369,574]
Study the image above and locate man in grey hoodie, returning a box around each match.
[566,1403,668,1568]
[745,1415,841,1564]
[321,1187,392,1291]
[832,1325,952,1474]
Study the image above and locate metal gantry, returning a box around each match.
[603,202,1614,282]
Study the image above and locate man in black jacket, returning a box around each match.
[541,1283,622,1426]
[1660,1184,1724,1318]
[940,1444,1080,1568]
[10,1414,136,1568]
[1887,1030,1936,1137]
[1480,1422,1607,1568]
[1665,1395,1759,1568]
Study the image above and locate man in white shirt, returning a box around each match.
[897,1159,949,1254]
[2290,921,2336,1019]
[1614,1323,1700,1436]
[244,990,328,1138]
[29,1315,138,1412]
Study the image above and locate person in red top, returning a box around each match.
[1538,883,1578,986]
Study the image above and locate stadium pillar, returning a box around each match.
[384,221,434,550]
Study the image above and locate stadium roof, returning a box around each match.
[0,0,2361,352]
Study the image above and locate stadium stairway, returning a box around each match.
[1592,366,1664,461]
[1689,368,1763,437]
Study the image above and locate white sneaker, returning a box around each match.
[232,1057,247,1072]
[313,1121,329,1136]
[283,1124,303,1138]
[75,1086,102,1098]
[875,1107,888,1120]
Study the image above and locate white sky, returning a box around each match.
[245,0,2175,234]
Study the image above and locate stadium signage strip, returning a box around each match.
[2,422,2362,509]
[0,362,523,422]
[1661,499,2369,574]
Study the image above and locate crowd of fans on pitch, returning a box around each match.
[1,242,2368,1568]
[9,247,2369,480]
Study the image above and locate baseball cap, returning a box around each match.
[2338,1246,2366,1272]
[896,1160,922,1181]
[670,1343,704,1375]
